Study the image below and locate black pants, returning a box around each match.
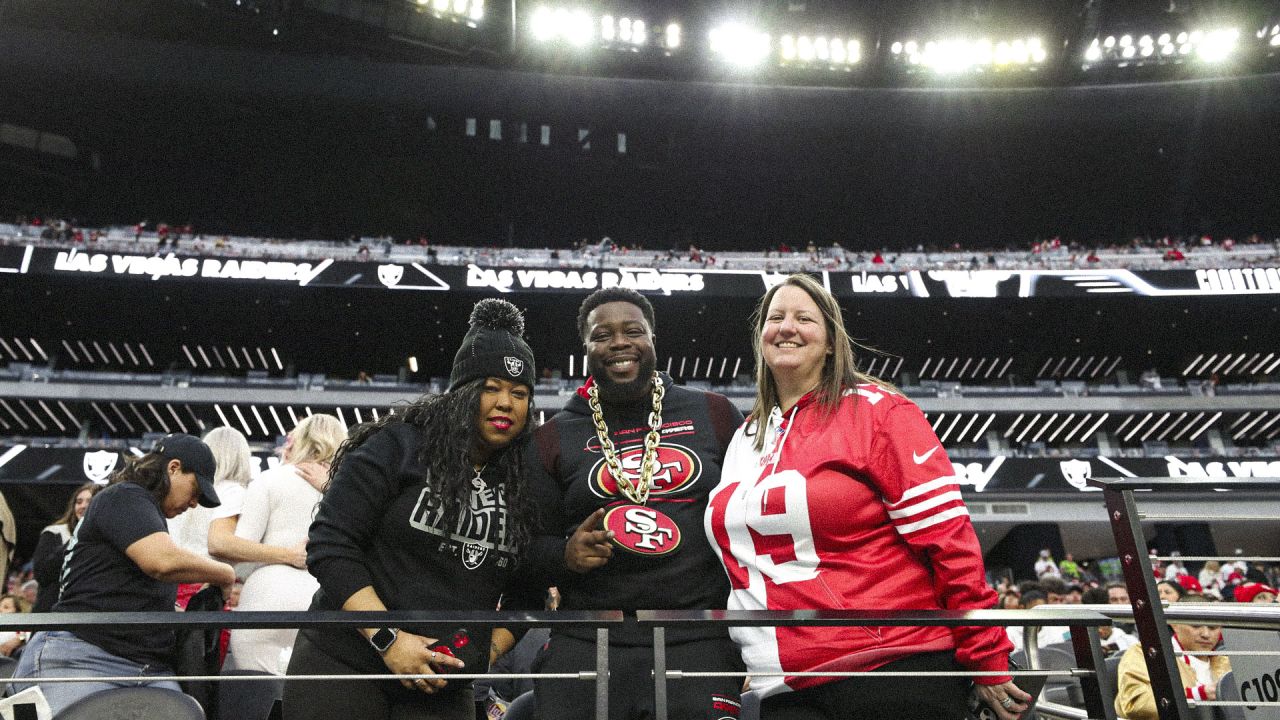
[532,632,745,720]
[283,632,474,720]
[759,651,970,720]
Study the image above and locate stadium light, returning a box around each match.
[779,32,861,70]
[529,6,677,53]
[889,35,1045,73]
[418,0,483,26]
[708,22,771,68]
[1197,28,1238,61]
[1083,26,1241,67]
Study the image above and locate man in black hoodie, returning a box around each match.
[527,287,746,720]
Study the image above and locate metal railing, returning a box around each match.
[636,608,1115,720]
[1090,475,1280,720]
[1,608,1113,720]
[0,610,621,719]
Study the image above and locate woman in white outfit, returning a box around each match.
[225,414,347,674]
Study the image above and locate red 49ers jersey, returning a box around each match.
[704,384,1011,699]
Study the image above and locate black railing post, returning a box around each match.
[1070,624,1116,720]
[1101,482,1188,720]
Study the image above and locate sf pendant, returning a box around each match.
[602,504,682,556]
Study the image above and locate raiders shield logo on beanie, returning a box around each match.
[448,299,537,391]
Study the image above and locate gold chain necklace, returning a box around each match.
[587,373,665,505]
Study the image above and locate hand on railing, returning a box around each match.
[565,509,614,573]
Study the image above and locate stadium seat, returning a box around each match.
[1037,643,1084,708]
[504,690,535,720]
[1215,672,1244,720]
[1101,654,1123,706]
[52,687,204,720]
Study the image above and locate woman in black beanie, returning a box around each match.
[285,298,542,720]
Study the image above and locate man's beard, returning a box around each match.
[588,353,658,405]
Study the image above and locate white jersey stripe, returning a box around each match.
[889,476,959,505]
[894,505,970,534]
[886,490,965,519]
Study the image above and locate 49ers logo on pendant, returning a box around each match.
[589,444,701,500]
[603,505,682,556]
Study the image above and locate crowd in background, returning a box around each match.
[5,215,1278,273]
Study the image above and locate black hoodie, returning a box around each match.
[527,373,743,645]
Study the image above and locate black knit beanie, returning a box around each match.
[448,298,537,391]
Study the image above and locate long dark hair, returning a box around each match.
[329,377,537,551]
[55,482,103,534]
[109,453,171,506]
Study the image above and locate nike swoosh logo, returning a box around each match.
[912,446,940,464]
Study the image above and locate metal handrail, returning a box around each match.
[0,610,622,720]
[1089,475,1280,720]
[637,609,1115,720]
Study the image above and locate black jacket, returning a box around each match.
[305,422,539,673]
[526,374,742,644]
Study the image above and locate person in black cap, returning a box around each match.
[11,433,237,716]
[286,298,544,720]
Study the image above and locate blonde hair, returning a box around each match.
[0,594,30,613]
[285,414,348,465]
[203,426,254,487]
[748,273,894,451]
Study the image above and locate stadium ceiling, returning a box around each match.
[2,0,1279,89]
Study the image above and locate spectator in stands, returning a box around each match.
[706,274,1029,720]
[1035,549,1062,579]
[0,491,15,593]
[10,434,235,716]
[1058,552,1081,580]
[30,482,103,612]
[1028,578,1074,646]
[525,287,746,720]
[0,593,31,657]
[1081,588,1138,655]
[1115,593,1229,719]
[1174,574,1203,596]
[226,414,346,674]
[165,427,252,606]
[1198,560,1225,598]
[1158,580,1185,603]
[1006,590,1047,652]
[1233,582,1277,603]
[285,298,542,720]
[1245,560,1270,584]
[1106,582,1130,605]
[1163,553,1189,581]
[1040,577,1071,604]
[206,427,317,577]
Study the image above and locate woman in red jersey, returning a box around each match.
[705,273,1030,720]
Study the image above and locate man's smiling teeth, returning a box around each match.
[608,359,635,366]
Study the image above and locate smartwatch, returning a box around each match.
[368,627,399,654]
